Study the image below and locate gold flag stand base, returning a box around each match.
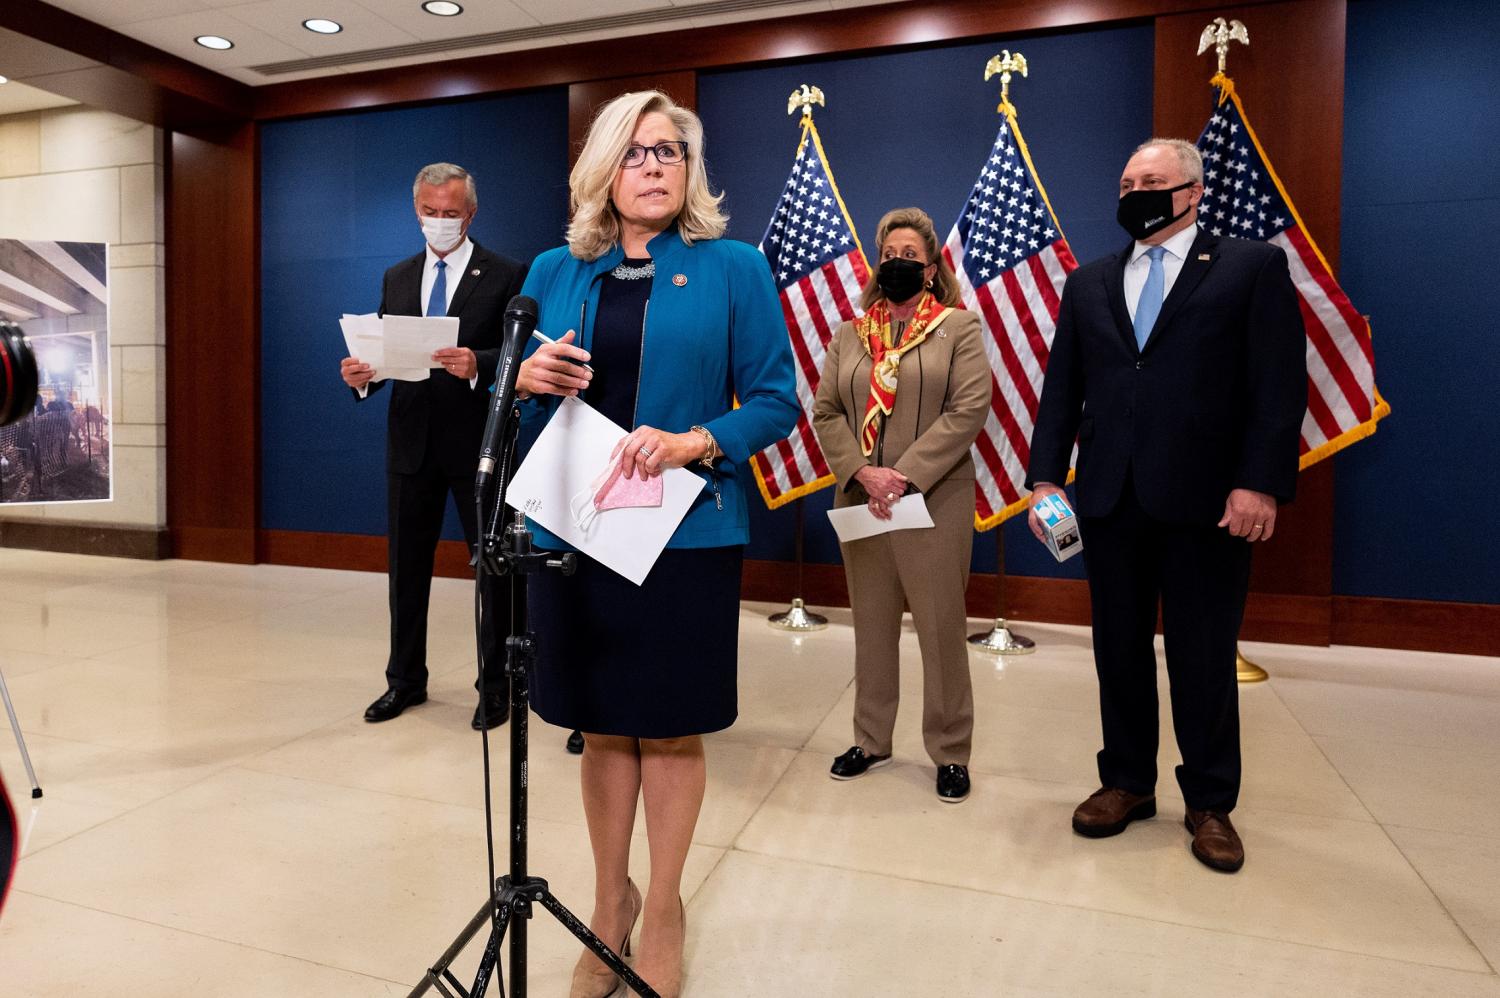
[768,597,828,632]
[967,618,1037,655]
[1236,647,1269,683]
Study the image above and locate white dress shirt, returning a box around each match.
[357,237,477,398]
[422,237,474,317]
[1123,224,1200,322]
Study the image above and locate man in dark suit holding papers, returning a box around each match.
[1026,138,1305,873]
[340,162,527,730]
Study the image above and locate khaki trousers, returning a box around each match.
[840,476,975,766]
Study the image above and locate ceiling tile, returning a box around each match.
[40,0,213,29]
[510,0,669,28]
[115,10,311,70]
[218,0,418,55]
[338,0,538,43]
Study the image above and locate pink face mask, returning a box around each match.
[569,456,663,533]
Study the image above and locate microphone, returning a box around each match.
[475,294,539,492]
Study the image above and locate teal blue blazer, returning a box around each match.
[519,228,799,550]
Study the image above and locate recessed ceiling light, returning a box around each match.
[303,18,342,34]
[195,35,234,50]
[422,1,463,15]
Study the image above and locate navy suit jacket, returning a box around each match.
[1026,228,1306,525]
[360,240,528,477]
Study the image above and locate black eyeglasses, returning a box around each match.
[621,141,688,168]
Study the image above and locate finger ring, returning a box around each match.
[1252,523,1264,529]
[640,446,653,457]
[886,492,896,501]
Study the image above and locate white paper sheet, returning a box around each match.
[505,397,703,585]
[382,314,460,368]
[339,313,459,383]
[826,493,935,543]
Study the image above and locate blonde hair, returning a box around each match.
[566,91,727,261]
[860,207,963,310]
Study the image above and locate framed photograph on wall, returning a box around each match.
[0,239,111,505]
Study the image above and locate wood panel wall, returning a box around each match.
[166,124,261,563]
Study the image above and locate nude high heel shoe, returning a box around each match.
[633,898,685,998]
[569,879,642,998]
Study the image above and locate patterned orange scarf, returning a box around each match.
[854,292,952,456]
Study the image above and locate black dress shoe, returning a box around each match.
[472,691,509,730]
[829,746,891,781]
[566,729,585,755]
[365,687,426,723]
[936,764,971,803]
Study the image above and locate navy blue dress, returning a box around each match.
[528,259,742,739]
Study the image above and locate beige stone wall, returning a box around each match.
[0,106,165,529]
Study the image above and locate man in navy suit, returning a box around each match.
[341,163,527,730]
[1026,139,1306,873]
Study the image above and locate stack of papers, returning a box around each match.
[506,398,703,586]
[340,313,460,383]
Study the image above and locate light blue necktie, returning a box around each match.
[1133,245,1166,350]
[426,258,447,317]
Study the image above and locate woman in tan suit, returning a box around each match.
[812,207,992,802]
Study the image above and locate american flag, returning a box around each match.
[1196,88,1388,465]
[753,118,870,508]
[943,114,1078,529]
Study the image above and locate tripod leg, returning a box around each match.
[0,668,41,798]
[407,895,510,998]
[469,896,512,998]
[535,889,660,998]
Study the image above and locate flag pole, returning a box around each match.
[767,496,828,631]
[965,50,1040,657]
[967,529,1035,655]
[1197,18,1273,685]
[762,83,849,634]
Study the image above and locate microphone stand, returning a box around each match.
[407,403,659,998]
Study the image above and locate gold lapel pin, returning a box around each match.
[471,268,482,276]
[672,273,687,287]
[1197,253,1211,261]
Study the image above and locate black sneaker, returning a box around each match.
[936,764,971,803]
[829,746,892,781]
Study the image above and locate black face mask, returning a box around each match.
[1116,181,1196,242]
[877,257,929,303]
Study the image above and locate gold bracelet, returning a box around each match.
[690,424,718,468]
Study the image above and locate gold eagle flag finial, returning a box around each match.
[1198,17,1249,102]
[787,84,825,119]
[984,50,1028,117]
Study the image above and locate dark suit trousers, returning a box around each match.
[385,455,503,696]
[1079,476,1252,812]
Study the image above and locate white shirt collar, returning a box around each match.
[424,236,473,274]
[1130,223,1199,265]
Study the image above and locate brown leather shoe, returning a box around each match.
[1071,787,1156,838]
[1185,809,1245,873]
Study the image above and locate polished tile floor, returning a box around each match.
[1,549,1498,996]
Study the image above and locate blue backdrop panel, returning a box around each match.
[697,24,1154,577]
[1336,0,1500,603]
[261,90,570,539]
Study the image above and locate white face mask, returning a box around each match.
[420,215,465,252]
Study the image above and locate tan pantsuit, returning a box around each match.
[812,308,992,766]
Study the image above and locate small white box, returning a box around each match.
[1034,492,1083,563]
